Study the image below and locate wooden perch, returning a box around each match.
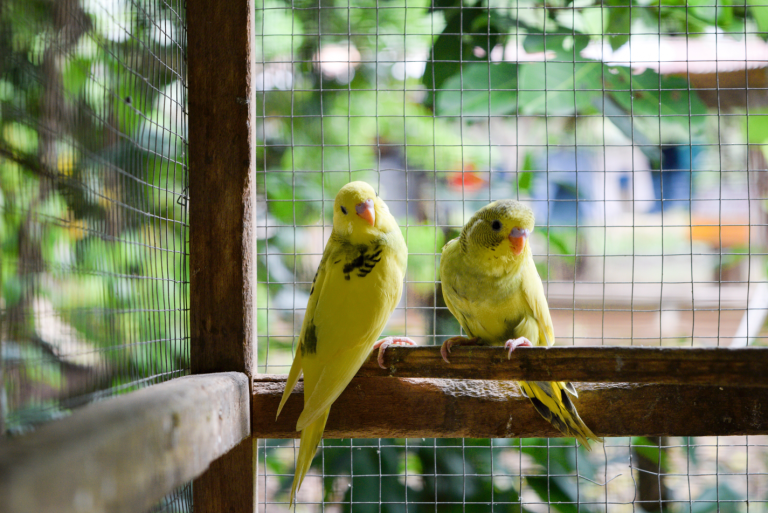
[254,376,768,439]
[357,345,768,387]
[0,373,250,513]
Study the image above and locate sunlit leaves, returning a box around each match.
[436,62,518,116]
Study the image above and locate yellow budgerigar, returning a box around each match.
[439,200,602,449]
[276,181,413,505]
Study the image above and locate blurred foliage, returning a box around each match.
[1,0,188,434]
[254,0,767,510]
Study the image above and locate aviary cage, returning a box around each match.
[1,0,768,512]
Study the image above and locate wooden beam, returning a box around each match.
[187,0,257,507]
[0,373,250,513]
[188,0,256,378]
[359,346,768,387]
[254,375,768,439]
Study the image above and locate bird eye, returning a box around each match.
[491,220,502,231]
[340,206,348,215]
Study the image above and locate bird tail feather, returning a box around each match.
[520,380,602,450]
[289,407,331,506]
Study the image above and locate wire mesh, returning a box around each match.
[255,0,768,511]
[0,0,190,509]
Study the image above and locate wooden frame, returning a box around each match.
[0,373,250,513]
[2,0,260,511]
[4,0,768,510]
[356,345,768,387]
[257,379,768,439]
[187,0,257,509]
[2,349,768,512]
[255,346,768,439]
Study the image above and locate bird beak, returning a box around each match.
[508,227,530,256]
[355,198,375,226]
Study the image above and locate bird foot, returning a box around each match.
[440,336,481,364]
[504,337,532,359]
[373,336,416,369]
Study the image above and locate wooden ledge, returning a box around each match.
[254,345,768,439]
[0,373,250,513]
[357,345,768,387]
[255,376,768,439]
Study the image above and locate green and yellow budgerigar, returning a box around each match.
[276,181,413,505]
[439,200,602,449]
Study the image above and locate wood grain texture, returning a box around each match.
[188,0,257,509]
[0,373,250,513]
[188,0,256,376]
[193,437,255,513]
[358,345,768,387]
[255,376,768,438]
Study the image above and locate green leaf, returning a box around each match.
[2,274,23,307]
[717,1,735,30]
[691,482,743,513]
[606,0,631,50]
[632,437,670,471]
[523,31,591,59]
[599,96,661,164]
[422,7,507,105]
[748,0,768,36]
[526,476,583,513]
[521,439,599,513]
[603,67,707,144]
[436,62,518,116]
[518,170,533,193]
[519,61,603,115]
[744,108,768,144]
[423,10,474,96]
[428,0,462,12]
[62,58,90,97]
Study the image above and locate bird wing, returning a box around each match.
[520,254,581,396]
[295,344,375,430]
[521,256,555,347]
[297,237,404,430]
[275,242,335,419]
[439,239,473,334]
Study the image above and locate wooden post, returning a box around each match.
[188,0,256,508]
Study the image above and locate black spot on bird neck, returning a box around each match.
[343,244,382,280]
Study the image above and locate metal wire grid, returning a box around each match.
[0,0,190,509]
[255,0,767,511]
[148,483,194,513]
[258,438,768,511]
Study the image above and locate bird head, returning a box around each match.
[333,181,395,242]
[461,200,535,261]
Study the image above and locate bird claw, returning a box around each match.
[504,337,532,359]
[374,336,416,369]
[440,340,455,364]
[440,336,479,364]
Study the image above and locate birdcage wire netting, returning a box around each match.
[0,0,190,509]
[255,0,768,511]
